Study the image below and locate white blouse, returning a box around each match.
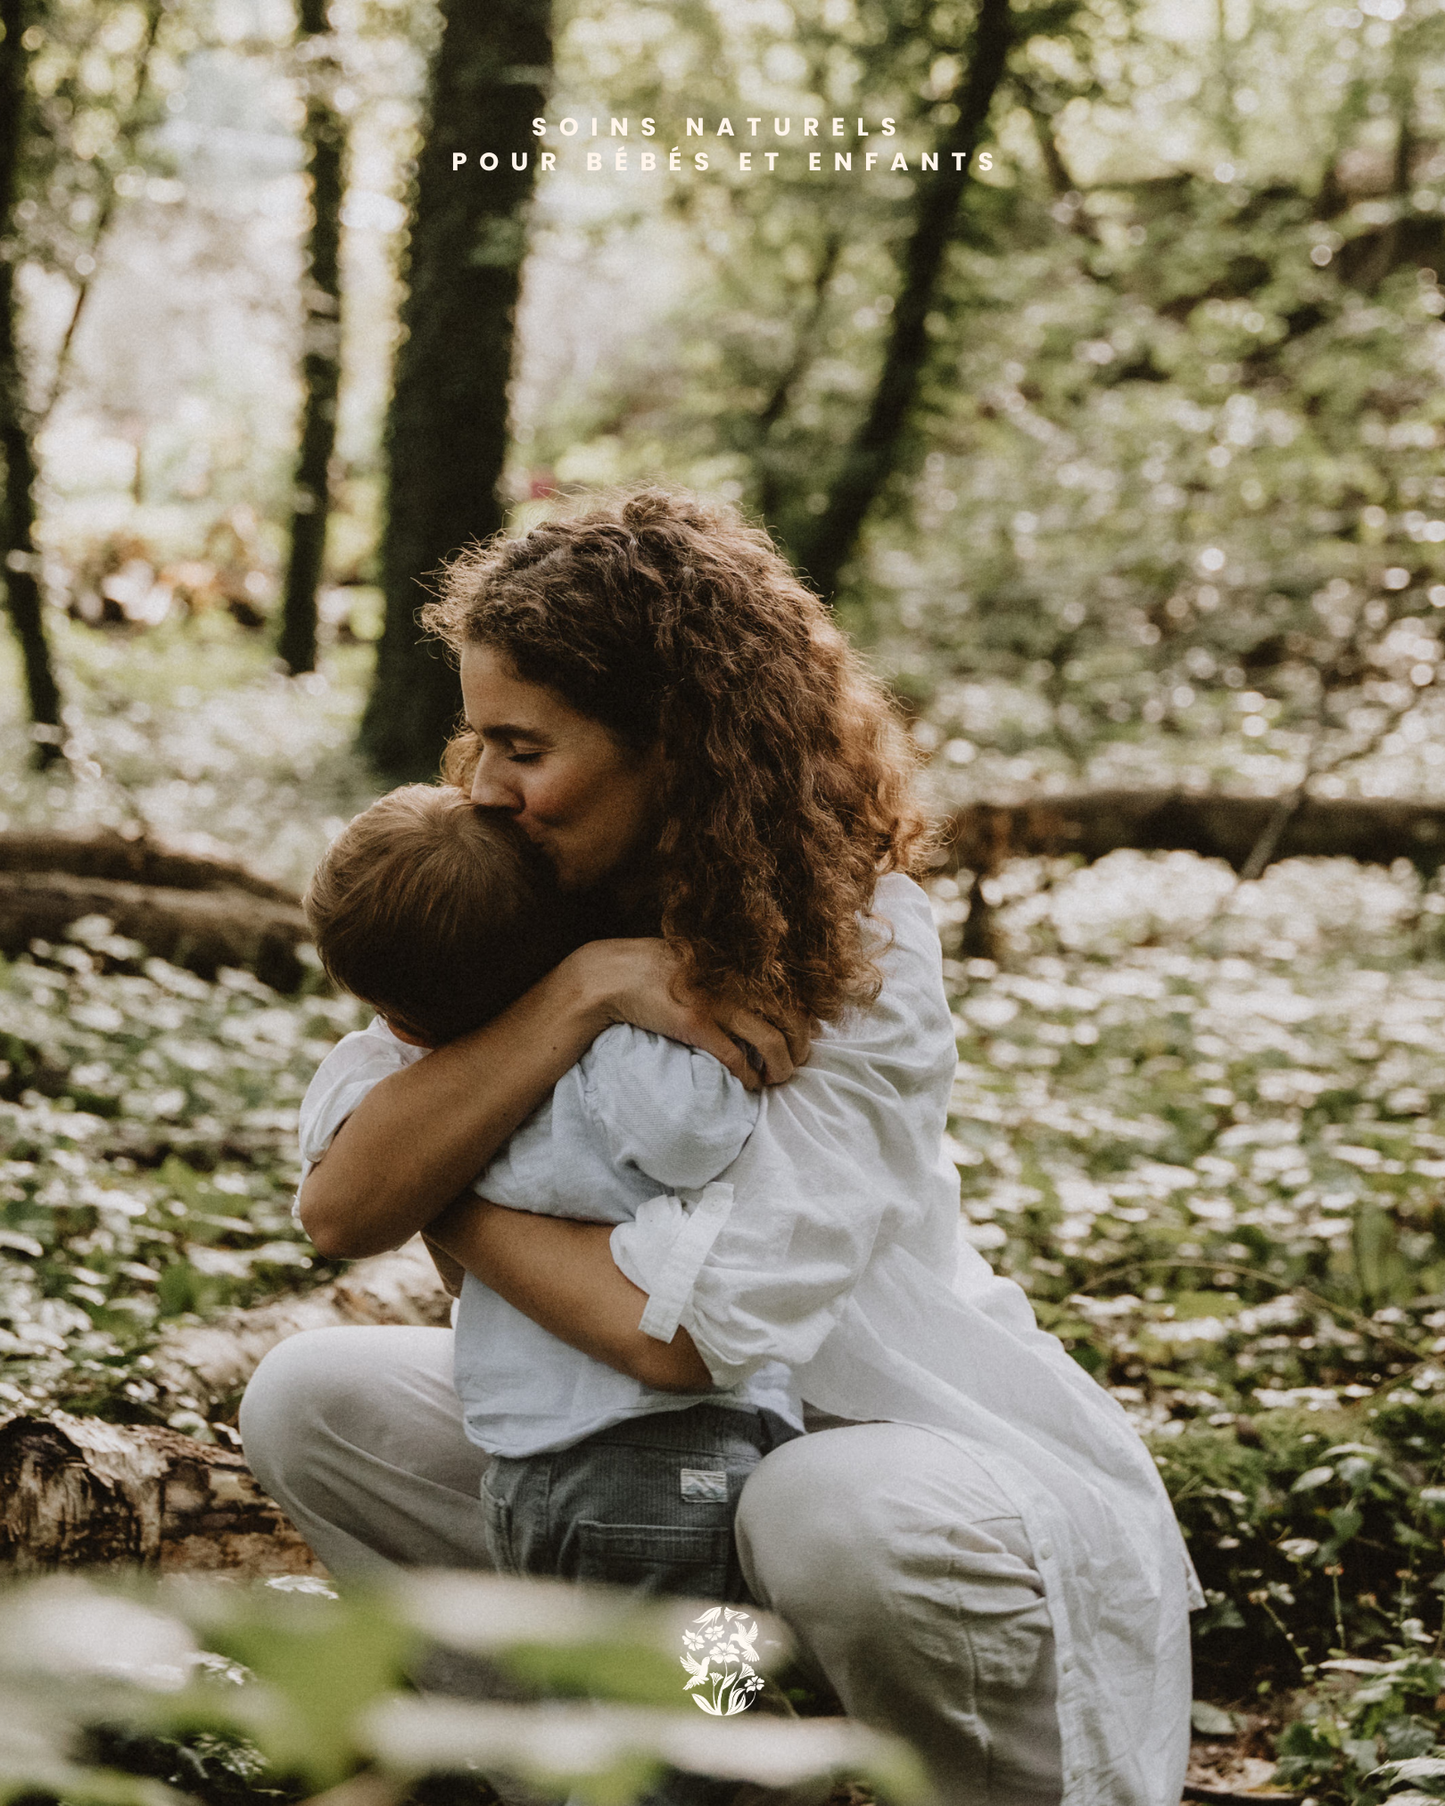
[608,873,1202,1806]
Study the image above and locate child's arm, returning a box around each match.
[580,1024,761,1190]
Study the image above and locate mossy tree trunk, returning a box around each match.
[0,0,63,765]
[359,0,550,780]
[277,0,347,677]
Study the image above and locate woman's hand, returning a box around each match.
[566,938,810,1089]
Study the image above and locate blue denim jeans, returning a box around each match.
[480,1403,800,1602]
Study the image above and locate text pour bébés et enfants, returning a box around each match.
[453,147,994,172]
[453,117,995,177]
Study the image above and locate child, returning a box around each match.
[297,785,800,1601]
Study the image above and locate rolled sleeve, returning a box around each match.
[609,876,962,1388]
[609,1181,738,1360]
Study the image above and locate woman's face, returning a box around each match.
[459,643,663,891]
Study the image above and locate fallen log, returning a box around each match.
[0,871,311,990]
[0,1412,323,1575]
[0,827,299,904]
[149,1239,453,1416]
[0,1244,450,1574]
[943,789,1445,875]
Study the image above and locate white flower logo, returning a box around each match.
[680,1605,765,1715]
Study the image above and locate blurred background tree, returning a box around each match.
[357,0,551,780]
[275,0,348,677]
[0,0,64,764]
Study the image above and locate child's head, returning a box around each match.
[304,785,576,1045]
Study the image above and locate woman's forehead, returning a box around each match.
[459,644,586,736]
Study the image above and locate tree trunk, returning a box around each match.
[0,1244,448,1574]
[277,0,347,677]
[942,788,1445,877]
[358,0,551,781]
[0,871,311,988]
[0,0,63,764]
[789,0,1014,602]
[0,1413,323,1574]
[0,826,299,901]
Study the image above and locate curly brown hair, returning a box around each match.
[421,488,930,1023]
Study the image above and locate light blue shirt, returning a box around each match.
[297,1021,801,1456]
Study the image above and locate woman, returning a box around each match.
[241,490,1198,1806]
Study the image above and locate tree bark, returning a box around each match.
[0,1412,323,1574]
[0,872,311,988]
[789,0,1014,601]
[277,0,347,677]
[358,0,551,781]
[942,789,1445,876]
[0,1245,448,1574]
[0,0,63,763]
[0,826,299,902]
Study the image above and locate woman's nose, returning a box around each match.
[470,754,521,811]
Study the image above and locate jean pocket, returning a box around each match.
[575,1521,733,1598]
[480,1480,517,1576]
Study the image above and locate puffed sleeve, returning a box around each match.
[609,877,961,1383]
[296,1023,425,1177]
[580,1023,760,1189]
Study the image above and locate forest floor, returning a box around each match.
[2,619,1444,1802]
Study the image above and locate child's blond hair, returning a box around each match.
[304,785,575,1044]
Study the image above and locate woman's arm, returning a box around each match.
[425,1193,714,1391]
[299,938,804,1260]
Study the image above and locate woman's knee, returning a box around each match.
[735,1430,900,1621]
[239,1329,355,1485]
[736,1424,1044,1628]
[240,1324,478,1503]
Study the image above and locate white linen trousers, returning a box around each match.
[240,1324,1066,1806]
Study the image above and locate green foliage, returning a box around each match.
[524,0,1445,806]
[946,853,1445,1419]
[0,919,365,1427]
[0,1574,926,1806]
[1156,1403,1445,1694]
[1273,1651,1445,1806]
